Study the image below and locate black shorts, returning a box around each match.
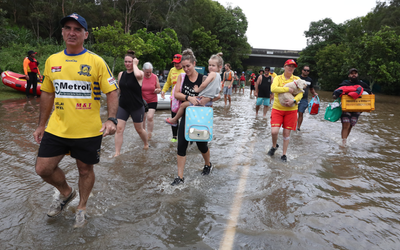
[250,85,255,90]
[38,132,102,164]
[147,102,157,110]
[117,106,145,123]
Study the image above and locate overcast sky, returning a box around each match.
[217,0,379,51]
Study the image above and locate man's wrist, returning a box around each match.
[107,117,118,125]
[293,99,297,104]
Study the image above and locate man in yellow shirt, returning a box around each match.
[33,13,119,228]
[23,50,41,98]
[161,54,184,142]
[268,59,303,162]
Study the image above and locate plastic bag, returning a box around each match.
[324,98,342,122]
[308,95,320,115]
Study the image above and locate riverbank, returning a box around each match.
[0,84,26,101]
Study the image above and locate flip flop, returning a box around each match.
[165,118,178,127]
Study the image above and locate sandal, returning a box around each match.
[165,118,177,127]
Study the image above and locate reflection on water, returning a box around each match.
[0,91,399,249]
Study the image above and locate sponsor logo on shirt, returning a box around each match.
[54,80,92,99]
[55,101,64,110]
[75,103,92,109]
[78,64,92,76]
[51,66,62,73]
[107,76,117,86]
[66,59,77,62]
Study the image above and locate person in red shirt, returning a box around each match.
[142,62,161,140]
[239,72,246,94]
[23,50,41,99]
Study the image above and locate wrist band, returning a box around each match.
[185,95,189,101]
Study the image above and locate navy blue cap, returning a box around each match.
[60,13,88,31]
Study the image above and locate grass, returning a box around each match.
[0,83,27,101]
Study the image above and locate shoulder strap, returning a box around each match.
[180,73,186,91]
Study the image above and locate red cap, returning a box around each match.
[284,59,297,68]
[172,54,182,63]
[251,73,255,76]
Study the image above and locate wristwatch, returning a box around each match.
[293,99,297,104]
[107,117,118,125]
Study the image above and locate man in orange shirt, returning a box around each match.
[23,50,41,98]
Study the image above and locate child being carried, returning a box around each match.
[165,53,223,126]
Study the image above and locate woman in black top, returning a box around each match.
[114,50,149,157]
[171,49,220,186]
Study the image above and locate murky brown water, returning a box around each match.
[0,89,399,249]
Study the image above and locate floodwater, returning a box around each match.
[0,89,399,250]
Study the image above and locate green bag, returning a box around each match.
[324,98,342,122]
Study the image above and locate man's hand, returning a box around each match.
[33,126,45,144]
[161,91,165,99]
[100,120,117,137]
[288,87,294,94]
[193,85,199,93]
[26,75,30,81]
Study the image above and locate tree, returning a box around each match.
[92,21,151,73]
[315,43,350,90]
[135,28,182,70]
[298,18,346,84]
[190,27,221,67]
[351,26,400,92]
[214,5,251,69]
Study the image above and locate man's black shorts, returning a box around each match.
[38,132,102,164]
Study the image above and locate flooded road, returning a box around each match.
[0,89,399,249]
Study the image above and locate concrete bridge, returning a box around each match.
[242,48,301,68]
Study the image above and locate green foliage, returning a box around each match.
[299,3,400,94]
[136,28,182,70]
[351,27,400,92]
[0,43,64,73]
[315,44,349,90]
[190,27,221,68]
[215,5,251,69]
[0,1,252,94]
[92,21,151,74]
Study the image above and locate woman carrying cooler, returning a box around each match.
[170,49,220,186]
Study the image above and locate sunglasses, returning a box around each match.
[173,56,180,59]
[303,69,310,72]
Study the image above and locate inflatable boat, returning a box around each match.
[1,71,41,96]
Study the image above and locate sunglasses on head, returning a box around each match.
[303,69,310,72]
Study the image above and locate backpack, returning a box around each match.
[225,71,233,81]
[171,73,185,113]
[308,96,320,115]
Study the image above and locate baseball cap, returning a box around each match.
[284,59,297,68]
[28,50,37,56]
[60,13,88,31]
[348,68,358,74]
[172,54,182,63]
[251,73,255,76]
